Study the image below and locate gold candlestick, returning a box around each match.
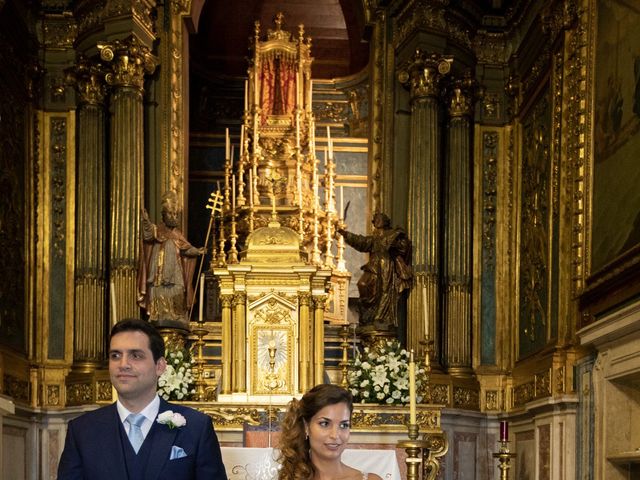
[339,324,350,388]
[191,326,209,402]
[397,424,429,480]
[493,440,516,480]
[228,209,239,263]
[216,208,226,267]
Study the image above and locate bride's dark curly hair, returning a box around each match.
[277,384,353,480]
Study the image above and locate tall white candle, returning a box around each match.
[199,273,205,322]
[296,72,300,107]
[409,350,417,425]
[326,126,333,159]
[244,79,248,111]
[352,323,356,357]
[297,164,303,207]
[422,284,429,338]
[225,128,230,160]
[239,125,245,158]
[249,169,254,207]
[313,166,318,209]
[340,185,344,219]
[232,174,236,210]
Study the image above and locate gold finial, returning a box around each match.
[254,20,260,38]
[298,24,305,41]
[274,12,284,30]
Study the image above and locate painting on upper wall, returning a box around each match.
[591,0,640,273]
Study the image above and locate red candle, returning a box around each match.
[500,421,509,441]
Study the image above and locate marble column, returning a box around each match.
[400,51,450,365]
[98,36,157,321]
[71,58,108,367]
[443,75,476,376]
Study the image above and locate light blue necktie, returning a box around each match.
[126,413,146,454]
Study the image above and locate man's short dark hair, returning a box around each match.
[110,318,165,362]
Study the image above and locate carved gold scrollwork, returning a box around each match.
[253,298,292,325]
[393,0,470,50]
[205,408,262,427]
[556,365,566,394]
[51,117,67,258]
[96,380,113,401]
[47,385,60,405]
[485,390,499,411]
[43,15,78,49]
[520,94,551,343]
[422,431,449,480]
[482,132,498,267]
[66,383,93,405]
[422,383,449,405]
[453,386,480,410]
[98,36,157,90]
[4,375,29,402]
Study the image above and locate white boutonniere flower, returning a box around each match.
[157,410,187,429]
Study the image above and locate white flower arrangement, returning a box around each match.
[348,339,424,405]
[158,347,196,401]
[157,410,187,429]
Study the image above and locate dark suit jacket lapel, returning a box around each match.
[145,399,179,480]
[96,403,129,480]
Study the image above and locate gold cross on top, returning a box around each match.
[206,190,223,217]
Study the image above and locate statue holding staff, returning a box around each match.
[137,191,204,326]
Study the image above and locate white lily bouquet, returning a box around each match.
[348,339,424,405]
[158,347,196,401]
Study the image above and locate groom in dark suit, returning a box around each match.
[57,318,227,480]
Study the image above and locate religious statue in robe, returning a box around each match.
[337,213,412,332]
[137,191,204,325]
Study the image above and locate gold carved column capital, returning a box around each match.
[169,0,191,15]
[298,291,311,307]
[398,50,452,100]
[312,295,327,310]
[98,36,157,90]
[220,293,233,308]
[67,56,107,106]
[445,72,479,118]
[232,291,247,307]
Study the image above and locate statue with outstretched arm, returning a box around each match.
[337,212,412,331]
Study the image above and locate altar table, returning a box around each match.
[221,447,402,480]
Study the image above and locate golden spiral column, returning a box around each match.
[399,51,450,365]
[71,58,108,368]
[98,36,157,322]
[443,75,476,376]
